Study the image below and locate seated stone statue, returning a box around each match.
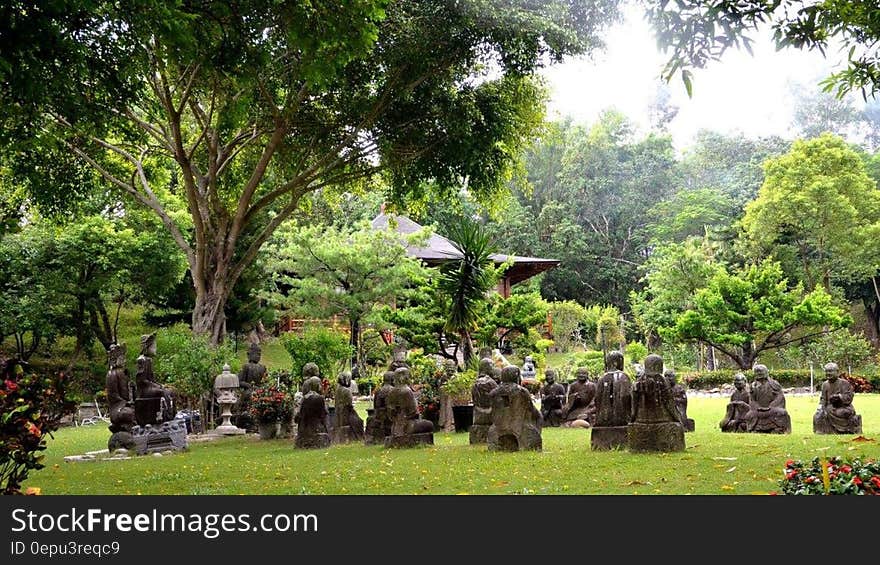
[665,369,695,432]
[134,332,175,425]
[106,343,135,451]
[469,358,499,445]
[813,362,862,434]
[385,367,434,448]
[562,368,596,428]
[628,354,685,453]
[592,350,633,450]
[540,369,566,427]
[333,371,364,443]
[719,373,751,432]
[236,341,267,431]
[488,366,542,451]
[294,376,332,449]
[365,370,395,445]
[745,364,791,434]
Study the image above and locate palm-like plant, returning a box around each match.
[438,218,501,366]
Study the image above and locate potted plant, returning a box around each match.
[442,370,477,432]
[249,384,292,440]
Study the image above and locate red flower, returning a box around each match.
[785,470,798,480]
[841,465,852,474]
[871,476,880,489]
[5,379,18,392]
[853,477,862,486]
[785,459,794,467]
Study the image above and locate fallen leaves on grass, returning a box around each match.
[725,467,737,473]
[623,480,652,486]
[851,435,875,443]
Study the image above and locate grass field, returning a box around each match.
[25,394,880,495]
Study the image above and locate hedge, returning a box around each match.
[682,369,879,393]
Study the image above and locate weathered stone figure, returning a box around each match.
[813,362,862,434]
[665,369,695,432]
[719,373,751,432]
[591,350,632,450]
[106,343,135,451]
[628,354,685,453]
[333,371,364,443]
[385,367,434,448]
[745,365,791,434]
[562,367,595,428]
[540,368,566,427]
[438,359,457,432]
[469,358,499,445]
[294,376,331,449]
[365,370,395,445]
[488,366,542,452]
[236,341,267,431]
[134,332,175,425]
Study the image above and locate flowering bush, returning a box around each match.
[248,385,292,424]
[780,456,880,495]
[1,372,74,495]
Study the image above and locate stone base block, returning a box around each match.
[384,432,434,448]
[487,430,542,452]
[627,421,685,453]
[469,424,490,445]
[591,426,628,451]
[813,413,862,435]
[213,424,246,436]
[131,419,188,455]
[294,433,331,449]
[108,431,135,452]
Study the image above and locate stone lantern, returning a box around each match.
[213,364,245,435]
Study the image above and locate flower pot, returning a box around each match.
[258,422,277,440]
[452,405,474,433]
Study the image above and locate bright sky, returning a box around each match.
[540,4,854,151]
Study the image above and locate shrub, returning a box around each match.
[441,370,477,405]
[565,350,604,380]
[780,456,880,495]
[281,325,352,386]
[249,384,292,424]
[155,324,239,400]
[625,342,648,363]
[1,372,74,494]
[682,369,877,390]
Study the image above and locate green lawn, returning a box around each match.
[26,395,880,495]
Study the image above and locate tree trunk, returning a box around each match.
[192,276,230,346]
[349,317,360,372]
[460,330,474,367]
[863,298,880,348]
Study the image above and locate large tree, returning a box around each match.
[668,260,851,369]
[2,0,621,343]
[741,133,880,292]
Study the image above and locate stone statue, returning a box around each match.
[333,371,364,443]
[665,369,694,432]
[562,368,596,428]
[294,376,331,449]
[365,370,395,445]
[592,350,632,450]
[521,355,537,380]
[745,365,791,434]
[469,357,499,444]
[385,367,434,447]
[488,366,542,451]
[813,362,862,434]
[236,341,267,431]
[628,354,685,452]
[134,332,175,425]
[719,373,751,432]
[106,343,135,451]
[438,359,457,432]
[540,369,566,427]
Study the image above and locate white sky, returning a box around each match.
[540,4,856,151]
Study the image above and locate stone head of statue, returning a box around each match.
[824,362,839,381]
[302,376,322,395]
[575,367,589,382]
[443,358,457,377]
[524,355,534,367]
[753,364,769,381]
[338,371,352,387]
[302,362,320,379]
[501,365,521,385]
[393,366,411,386]
[247,342,262,364]
[478,357,494,377]
[664,368,677,386]
[382,370,396,387]
[605,350,624,372]
[733,373,747,390]
[544,368,556,385]
[108,343,126,369]
[644,354,663,378]
[140,332,157,357]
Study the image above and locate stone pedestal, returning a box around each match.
[385,432,433,448]
[295,433,331,449]
[627,421,685,453]
[131,419,188,455]
[590,426,628,451]
[108,431,135,452]
[469,424,490,445]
